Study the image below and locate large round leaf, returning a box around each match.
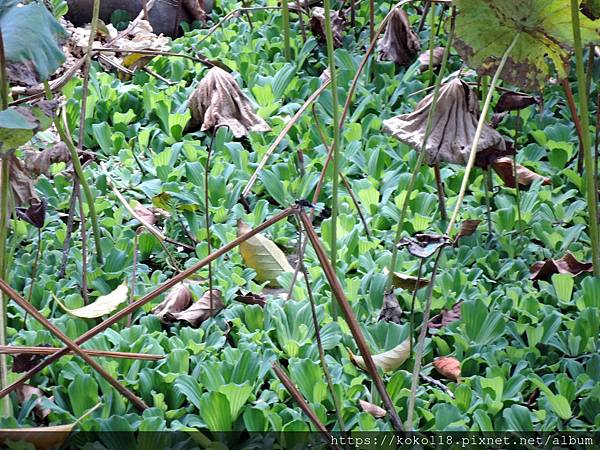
[0,1,66,82]
[453,0,600,91]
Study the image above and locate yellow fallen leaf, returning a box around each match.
[56,284,128,318]
[238,220,295,287]
[349,338,411,372]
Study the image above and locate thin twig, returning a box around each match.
[297,208,404,431]
[562,79,586,174]
[128,230,141,327]
[77,188,90,305]
[420,372,454,398]
[272,362,338,448]
[58,181,80,278]
[0,345,164,361]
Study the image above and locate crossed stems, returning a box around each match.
[0,204,404,430]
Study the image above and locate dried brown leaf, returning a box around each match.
[418,46,445,72]
[183,0,207,21]
[133,203,158,226]
[494,92,539,113]
[530,252,593,281]
[398,233,451,259]
[164,289,223,327]
[187,67,271,138]
[359,400,387,418]
[454,220,481,245]
[383,79,506,165]
[16,385,52,421]
[428,301,462,329]
[310,7,346,48]
[0,425,74,450]
[234,289,266,307]
[492,157,551,188]
[16,199,47,229]
[152,282,194,322]
[378,291,402,324]
[433,356,461,381]
[378,8,421,66]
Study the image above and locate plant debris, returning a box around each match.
[383,78,506,165]
[378,8,421,66]
[186,67,271,138]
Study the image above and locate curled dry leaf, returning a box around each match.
[378,291,403,324]
[164,289,224,327]
[433,356,461,382]
[152,282,193,323]
[581,0,600,20]
[474,140,515,169]
[349,338,410,372]
[12,349,46,373]
[378,8,420,66]
[428,301,462,329]
[383,78,506,165]
[530,252,593,281]
[16,384,52,421]
[453,219,481,245]
[16,199,47,229]
[398,233,451,259]
[234,289,267,307]
[133,203,159,226]
[187,67,271,138]
[492,157,551,188]
[7,142,70,206]
[238,220,295,287]
[418,47,445,72]
[359,400,387,418]
[494,92,539,113]
[310,7,346,48]
[56,284,128,318]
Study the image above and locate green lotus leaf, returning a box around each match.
[0,101,57,154]
[0,1,66,82]
[453,0,600,91]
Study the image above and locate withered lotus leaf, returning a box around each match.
[383,78,506,165]
[378,8,421,67]
[398,233,452,259]
[187,67,271,138]
[492,157,551,188]
[310,7,346,48]
[418,46,445,72]
[378,291,403,324]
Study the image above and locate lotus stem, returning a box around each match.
[323,0,341,318]
[385,7,455,291]
[282,0,291,60]
[0,30,11,417]
[570,0,600,276]
[446,32,520,234]
[514,110,523,238]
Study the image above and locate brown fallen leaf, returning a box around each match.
[164,289,223,327]
[453,220,481,245]
[16,385,52,421]
[378,291,402,324]
[133,203,159,226]
[530,252,593,281]
[186,67,271,138]
[418,46,445,72]
[492,157,551,188]
[152,282,194,323]
[398,233,451,259]
[383,78,506,165]
[494,92,539,113]
[433,356,461,381]
[349,338,410,372]
[359,400,387,418]
[0,425,74,450]
[428,301,462,329]
[310,7,346,48]
[378,8,421,67]
[234,289,266,307]
[473,140,515,169]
